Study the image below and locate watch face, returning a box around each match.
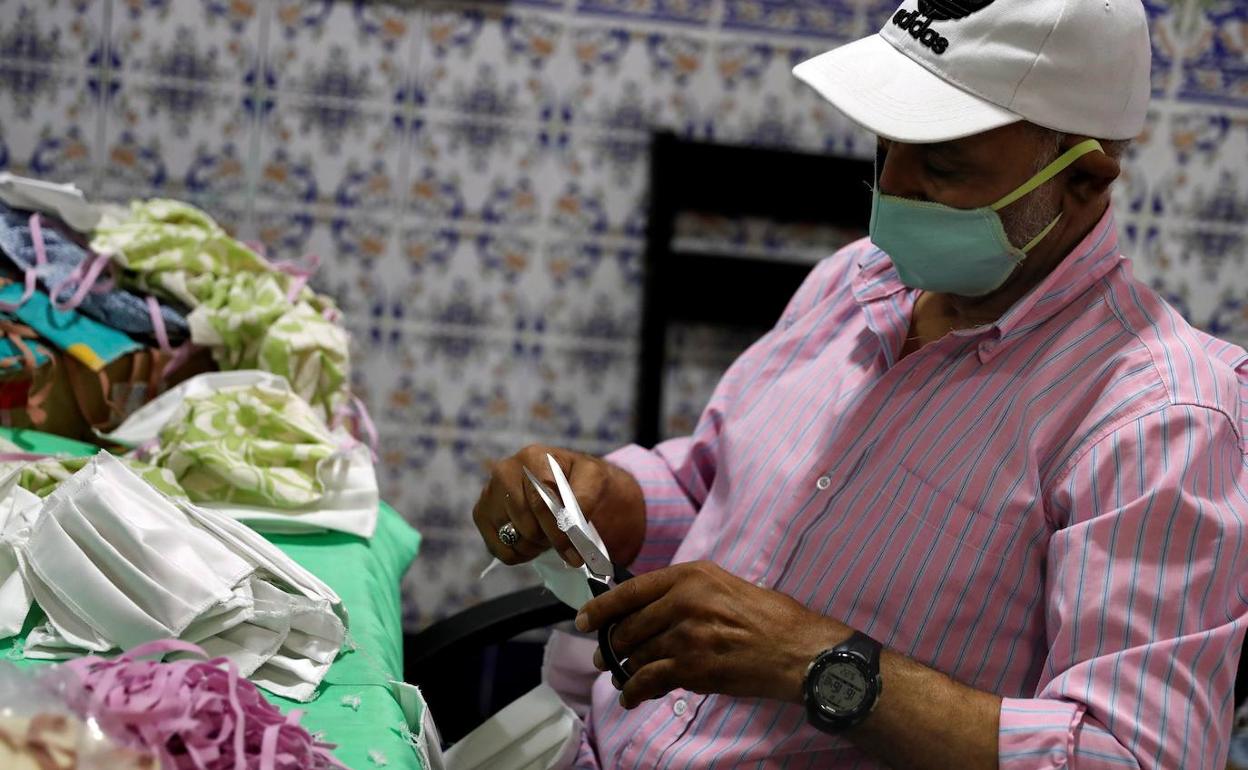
[816,659,868,714]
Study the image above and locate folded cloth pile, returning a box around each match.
[101,370,378,538]
[0,174,370,452]
[0,452,347,702]
[91,199,350,420]
[0,202,189,344]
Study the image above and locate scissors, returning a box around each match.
[522,453,636,684]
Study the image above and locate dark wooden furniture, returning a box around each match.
[635,132,874,446]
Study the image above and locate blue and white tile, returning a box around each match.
[364,333,525,440]
[1207,292,1248,348]
[1142,0,1189,97]
[417,6,568,123]
[407,118,548,226]
[99,78,250,201]
[540,135,649,239]
[860,0,901,32]
[0,0,105,71]
[1112,110,1169,220]
[565,22,714,134]
[389,217,537,332]
[1127,220,1247,329]
[380,431,515,527]
[109,0,262,88]
[1177,0,1248,107]
[522,340,638,452]
[525,238,643,342]
[1159,109,1248,225]
[708,37,872,153]
[254,94,405,208]
[576,0,717,26]
[267,0,415,103]
[722,0,862,42]
[0,72,98,185]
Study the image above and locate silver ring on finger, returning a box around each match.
[498,522,521,547]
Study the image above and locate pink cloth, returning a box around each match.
[578,208,1248,769]
[56,639,345,770]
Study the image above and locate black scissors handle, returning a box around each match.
[588,565,635,684]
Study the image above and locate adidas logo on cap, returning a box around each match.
[891,0,997,55]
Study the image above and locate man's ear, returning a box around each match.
[1064,136,1120,203]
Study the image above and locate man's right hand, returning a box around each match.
[472,444,647,568]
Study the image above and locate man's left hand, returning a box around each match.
[575,560,852,709]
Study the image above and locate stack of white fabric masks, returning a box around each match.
[0,452,347,702]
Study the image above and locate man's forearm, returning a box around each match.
[782,619,1000,769]
[847,648,1000,769]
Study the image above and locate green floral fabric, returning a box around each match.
[146,382,341,509]
[0,445,184,500]
[91,199,349,418]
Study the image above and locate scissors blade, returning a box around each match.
[547,453,586,526]
[521,466,561,516]
[544,454,616,581]
[566,525,615,582]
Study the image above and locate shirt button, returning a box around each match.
[816,476,832,491]
[673,698,688,716]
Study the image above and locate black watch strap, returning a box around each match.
[839,630,882,668]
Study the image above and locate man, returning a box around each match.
[472,0,1248,767]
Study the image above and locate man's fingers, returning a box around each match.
[619,658,681,709]
[607,596,676,657]
[473,461,549,563]
[577,567,680,632]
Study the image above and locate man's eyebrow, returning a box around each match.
[922,141,968,160]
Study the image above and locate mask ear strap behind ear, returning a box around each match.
[991,138,1104,212]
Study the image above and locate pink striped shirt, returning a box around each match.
[578,208,1248,769]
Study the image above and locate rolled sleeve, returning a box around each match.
[999,404,1248,769]
[605,441,705,571]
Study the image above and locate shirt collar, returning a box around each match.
[852,206,1125,362]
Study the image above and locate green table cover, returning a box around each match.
[0,427,425,770]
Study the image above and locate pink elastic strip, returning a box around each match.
[59,638,346,770]
[146,295,172,353]
[146,294,198,378]
[50,250,113,312]
[274,253,321,303]
[0,451,56,462]
[0,213,45,313]
[333,395,379,461]
[352,395,378,460]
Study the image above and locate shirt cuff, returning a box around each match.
[604,443,698,572]
[998,697,1084,770]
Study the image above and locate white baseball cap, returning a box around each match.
[793,0,1152,143]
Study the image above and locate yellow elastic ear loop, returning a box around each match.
[991,138,1104,212]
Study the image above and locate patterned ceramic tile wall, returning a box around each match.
[1,0,1245,628]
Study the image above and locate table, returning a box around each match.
[0,427,426,770]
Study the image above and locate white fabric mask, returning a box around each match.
[0,469,40,637]
[4,452,346,702]
[444,684,581,770]
[18,453,252,650]
[100,370,379,538]
[481,551,594,611]
[0,172,103,232]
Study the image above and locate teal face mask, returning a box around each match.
[869,138,1103,297]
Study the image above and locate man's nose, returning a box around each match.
[876,141,925,200]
